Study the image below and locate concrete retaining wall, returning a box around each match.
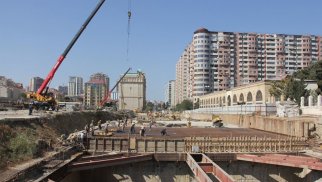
[62,161,196,182]
[186,113,319,138]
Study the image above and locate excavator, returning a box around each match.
[27,0,106,110]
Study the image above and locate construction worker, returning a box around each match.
[117,119,121,129]
[124,116,128,126]
[161,128,167,136]
[130,123,135,134]
[140,126,146,136]
[90,120,94,129]
[105,123,109,134]
[149,120,153,131]
[98,120,102,130]
[28,102,33,115]
[122,122,126,132]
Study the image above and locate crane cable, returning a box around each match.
[126,0,132,62]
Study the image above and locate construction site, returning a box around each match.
[0,109,321,182]
[1,0,322,181]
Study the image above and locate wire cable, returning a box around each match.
[126,0,132,62]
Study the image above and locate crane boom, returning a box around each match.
[100,67,131,107]
[111,67,132,93]
[37,0,105,95]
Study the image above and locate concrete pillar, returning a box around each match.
[300,97,305,107]
[318,95,322,106]
[309,96,313,106]
[281,95,285,101]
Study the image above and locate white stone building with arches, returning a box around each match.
[196,80,277,115]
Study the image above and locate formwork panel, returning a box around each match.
[121,140,128,152]
[147,141,155,152]
[167,141,175,152]
[105,140,113,151]
[113,140,121,151]
[177,141,185,152]
[97,144,104,151]
[156,141,166,152]
[89,139,96,150]
[137,141,146,152]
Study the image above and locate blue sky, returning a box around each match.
[0,0,321,101]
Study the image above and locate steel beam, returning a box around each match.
[237,154,322,171]
[186,153,235,182]
[186,153,213,182]
[68,154,153,172]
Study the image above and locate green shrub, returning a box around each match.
[9,131,36,162]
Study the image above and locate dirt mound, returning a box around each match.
[0,111,121,169]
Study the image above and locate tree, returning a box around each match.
[269,79,287,101]
[144,102,154,112]
[284,78,307,105]
[293,60,322,94]
[175,100,193,111]
[269,77,308,105]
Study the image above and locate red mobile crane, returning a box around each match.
[27,0,106,109]
[100,67,131,108]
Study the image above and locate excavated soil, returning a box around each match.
[0,111,121,169]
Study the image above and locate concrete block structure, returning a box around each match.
[117,71,146,112]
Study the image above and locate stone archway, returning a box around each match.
[256,90,263,101]
[227,95,231,106]
[233,94,237,104]
[239,93,244,102]
[247,92,252,102]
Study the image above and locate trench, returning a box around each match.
[62,161,196,182]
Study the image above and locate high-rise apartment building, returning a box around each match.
[84,73,109,108]
[175,44,194,105]
[118,71,146,112]
[29,77,44,92]
[165,80,176,108]
[176,28,322,99]
[68,76,83,96]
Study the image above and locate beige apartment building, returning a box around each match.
[175,28,322,101]
[84,73,109,109]
[175,43,194,105]
[118,71,146,112]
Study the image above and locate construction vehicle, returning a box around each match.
[27,0,106,110]
[100,67,131,109]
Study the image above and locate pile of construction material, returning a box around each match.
[276,100,299,117]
